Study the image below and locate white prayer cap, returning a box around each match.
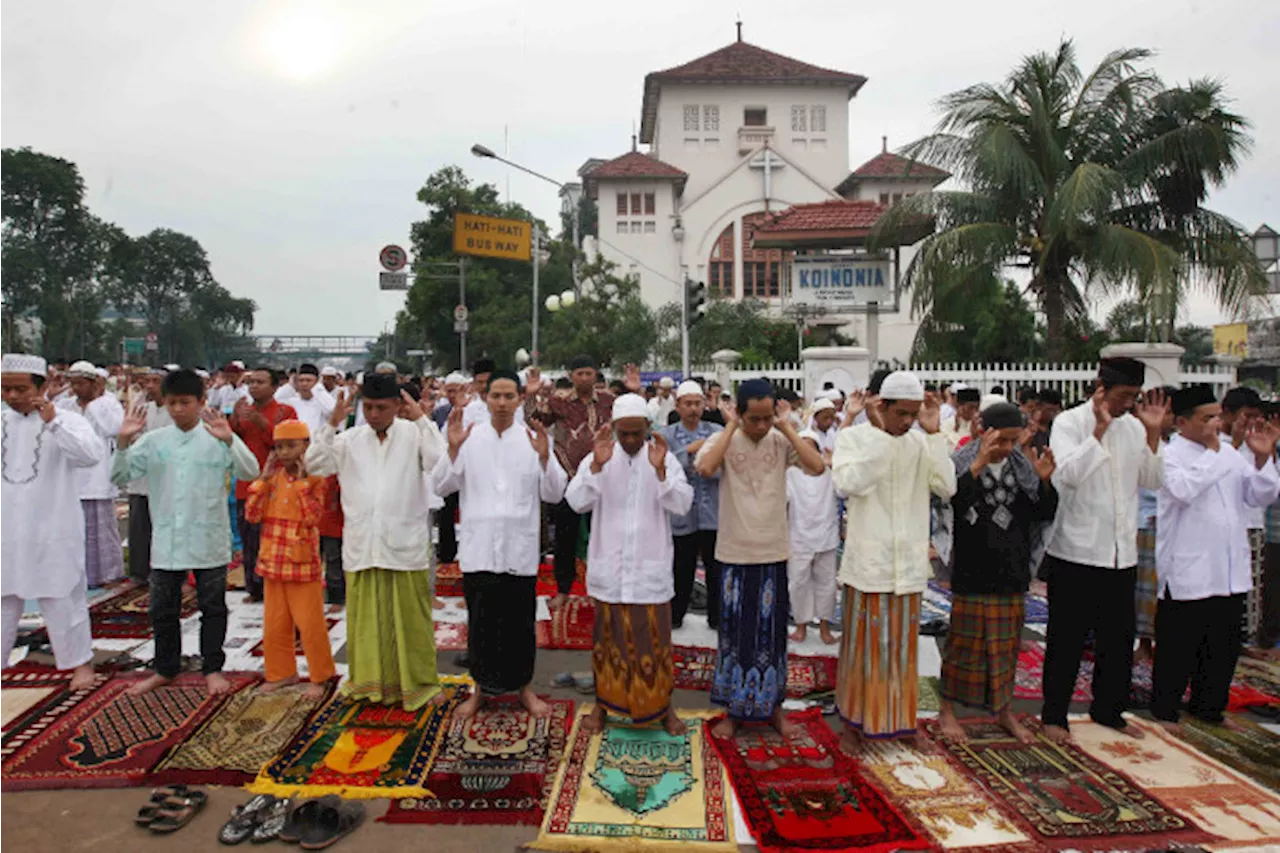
[879,371,924,401]
[444,371,468,386]
[949,382,968,392]
[612,393,649,422]
[94,367,109,379]
[375,361,397,374]
[355,372,365,384]
[66,360,98,378]
[820,388,843,401]
[675,380,703,400]
[1,353,47,376]
[164,363,180,372]
[981,393,1008,411]
[231,360,246,370]
[811,398,836,413]
[195,369,210,379]
[320,366,340,377]
[659,376,675,389]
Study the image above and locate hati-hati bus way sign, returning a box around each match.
[789,256,893,310]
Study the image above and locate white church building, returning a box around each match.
[580,30,947,365]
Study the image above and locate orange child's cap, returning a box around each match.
[273,419,311,441]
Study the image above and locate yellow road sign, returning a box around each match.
[452,213,531,261]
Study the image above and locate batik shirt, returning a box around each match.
[660,420,722,536]
[524,388,615,478]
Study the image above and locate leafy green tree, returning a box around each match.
[540,256,655,369]
[650,298,801,366]
[914,278,1040,362]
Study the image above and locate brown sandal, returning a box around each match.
[149,790,208,833]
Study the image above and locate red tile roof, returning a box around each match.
[754,199,889,233]
[836,152,949,195]
[640,40,866,143]
[582,151,688,198]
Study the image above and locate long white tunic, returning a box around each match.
[1219,434,1268,530]
[1046,403,1163,569]
[429,423,566,576]
[566,445,692,604]
[56,393,123,500]
[305,417,443,572]
[787,465,842,556]
[2,407,104,598]
[1157,434,1280,601]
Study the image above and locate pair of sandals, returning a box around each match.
[552,671,596,694]
[220,795,292,845]
[276,796,365,849]
[136,784,207,833]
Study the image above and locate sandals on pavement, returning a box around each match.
[218,794,278,845]
[149,789,208,834]
[135,784,191,825]
[250,798,292,844]
[279,797,333,844]
[299,798,365,849]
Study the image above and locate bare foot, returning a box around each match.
[771,707,802,740]
[520,686,551,718]
[838,728,860,756]
[547,593,568,612]
[1157,719,1183,735]
[206,672,233,695]
[1043,724,1072,745]
[432,597,446,610]
[301,682,327,699]
[710,717,738,740]
[789,624,808,643]
[258,674,300,694]
[819,624,839,645]
[427,689,451,707]
[938,703,968,742]
[69,664,97,692]
[580,705,607,734]
[997,709,1034,744]
[453,690,483,722]
[663,708,687,736]
[127,673,173,696]
[1134,639,1153,667]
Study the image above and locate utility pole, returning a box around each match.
[683,279,707,377]
[532,228,541,366]
[422,260,469,370]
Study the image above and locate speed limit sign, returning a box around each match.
[379,245,407,272]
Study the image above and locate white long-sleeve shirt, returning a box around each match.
[832,423,956,594]
[1157,434,1280,601]
[56,393,123,500]
[1220,434,1268,530]
[429,423,566,576]
[285,391,335,437]
[787,465,842,556]
[2,406,104,599]
[566,445,692,604]
[305,416,444,572]
[1046,403,1163,569]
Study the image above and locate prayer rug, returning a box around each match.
[435,561,463,596]
[435,620,468,652]
[671,646,837,699]
[379,696,574,825]
[1072,716,1280,848]
[1012,640,1092,702]
[248,617,340,656]
[247,675,468,799]
[921,582,1048,626]
[926,715,1214,850]
[858,737,1038,852]
[36,582,198,640]
[149,679,336,786]
[436,561,586,598]
[1176,713,1280,792]
[917,676,942,714]
[1,665,110,757]
[1235,652,1280,698]
[542,596,595,651]
[711,708,929,853]
[528,708,735,852]
[1,671,257,790]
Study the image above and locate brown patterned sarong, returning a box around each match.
[940,593,1024,712]
[592,600,674,724]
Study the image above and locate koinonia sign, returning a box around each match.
[789,257,893,308]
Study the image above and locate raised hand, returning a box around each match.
[526,419,551,464]
[647,431,669,473]
[865,396,886,431]
[117,404,148,446]
[1245,420,1280,461]
[972,428,1001,471]
[1135,388,1170,434]
[1231,410,1251,448]
[524,367,543,397]
[773,398,794,429]
[446,406,473,458]
[328,393,352,428]
[400,390,425,421]
[201,409,234,444]
[590,424,614,472]
[917,392,941,434]
[1091,386,1113,440]
[260,450,278,480]
[1027,446,1056,482]
[719,398,739,428]
[843,390,868,427]
[38,399,58,424]
[623,363,641,393]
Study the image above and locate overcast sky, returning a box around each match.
[4,0,1276,338]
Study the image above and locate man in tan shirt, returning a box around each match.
[696,379,825,739]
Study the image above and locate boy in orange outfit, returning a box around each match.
[246,419,335,697]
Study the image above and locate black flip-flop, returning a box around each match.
[219,794,277,845]
[299,799,365,849]
[135,785,191,825]
[280,797,333,844]
[250,798,292,844]
[149,790,208,834]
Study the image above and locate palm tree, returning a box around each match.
[873,41,1266,359]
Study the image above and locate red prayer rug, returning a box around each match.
[2,664,110,758]
[380,696,574,825]
[673,645,837,699]
[710,708,929,853]
[435,620,467,652]
[541,596,594,650]
[435,561,587,598]
[44,582,198,640]
[248,617,340,656]
[1012,640,1091,702]
[926,715,1215,851]
[1,671,258,790]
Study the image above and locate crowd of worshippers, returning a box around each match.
[4,349,1279,750]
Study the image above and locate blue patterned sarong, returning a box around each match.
[711,562,789,720]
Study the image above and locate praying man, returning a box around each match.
[832,372,956,751]
[695,378,826,739]
[306,373,447,710]
[566,394,693,735]
[432,370,565,720]
[2,354,104,691]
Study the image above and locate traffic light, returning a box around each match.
[685,279,708,327]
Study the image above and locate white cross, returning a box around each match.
[748,149,785,208]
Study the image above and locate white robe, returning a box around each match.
[1,406,104,599]
[55,394,123,500]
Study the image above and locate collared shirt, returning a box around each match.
[126,400,173,497]
[111,424,260,570]
[661,420,723,535]
[524,388,614,478]
[787,465,841,555]
[565,445,692,604]
[56,393,123,500]
[246,470,326,582]
[1157,434,1280,601]
[833,423,957,594]
[1045,403,1163,569]
[462,396,526,431]
[230,399,298,500]
[429,422,567,576]
[695,428,801,565]
[2,406,104,599]
[305,417,444,573]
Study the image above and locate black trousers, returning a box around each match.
[236,499,263,600]
[1041,557,1136,729]
[321,536,345,605]
[437,492,459,564]
[1152,593,1245,724]
[127,494,152,583]
[1258,542,1280,649]
[150,566,227,678]
[463,571,537,695]
[552,499,589,596]
[673,530,721,627]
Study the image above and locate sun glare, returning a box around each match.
[257,6,343,81]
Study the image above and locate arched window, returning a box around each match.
[707,215,784,299]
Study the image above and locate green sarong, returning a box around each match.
[343,568,442,711]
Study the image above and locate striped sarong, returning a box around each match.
[711,562,789,721]
[1135,520,1158,641]
[940,593,1023,712]
[593,601,674,724]
[1248,529,1266,639]
[835,586,920,739]
[82,498,124,587]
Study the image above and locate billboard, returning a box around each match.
[452,213,531,261]
[1213,322,1248,358]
